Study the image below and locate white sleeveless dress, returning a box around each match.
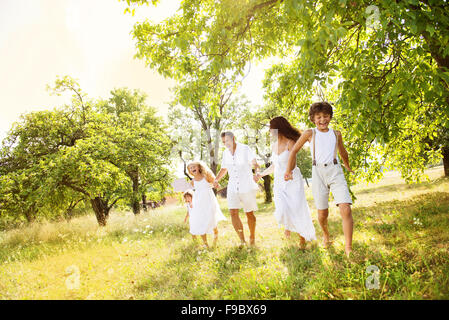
[189,178,226,235]
[272,149,317,241]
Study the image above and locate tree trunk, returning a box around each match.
[23,207,35,223]
[262,175,272,203]
[205,126,217,175]
[65,207,74,221]
[131,172,141,215]
[443,146,449,177]
[91,197,109,227]
[305,177,309,187]
[142,194,148,211]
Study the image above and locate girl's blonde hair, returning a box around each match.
[186,160,216,182]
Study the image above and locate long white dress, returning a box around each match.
[272,149,317,241]
[189,178,226,235]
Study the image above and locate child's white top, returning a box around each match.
[310,128,339,164]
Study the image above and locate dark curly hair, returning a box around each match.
[309,102,333,122]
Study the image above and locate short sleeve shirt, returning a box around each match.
[221,142,259,194]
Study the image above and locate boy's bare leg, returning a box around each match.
[230,209,246,245]
[318,209,331,248]
[246,211,256,246]
[338,203,353,256]
[213,228,218,246]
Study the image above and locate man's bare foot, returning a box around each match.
[322,234,332,248]
[249,237,256,247]
[323,240,332,249]
[238,241,247,249]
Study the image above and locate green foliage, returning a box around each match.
[0,77,173,226]
[0,168,448,299]
[124,0,449,183]
[297,147,312,179]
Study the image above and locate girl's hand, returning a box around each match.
[284,171,293,181]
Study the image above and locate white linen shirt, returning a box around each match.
[221,142,259,194]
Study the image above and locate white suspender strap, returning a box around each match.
[312,128,316,166]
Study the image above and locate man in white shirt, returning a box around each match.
[214,131,260,246]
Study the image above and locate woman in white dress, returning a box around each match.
[254,117,316,248]
[185,161,226,247]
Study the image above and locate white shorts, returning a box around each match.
[312,163,352,210]
[227,190,258,212]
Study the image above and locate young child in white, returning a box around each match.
[284,102,354,257]
[183,189,194,224]
[185,161,226,248]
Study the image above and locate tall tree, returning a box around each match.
[130,0,250,175]
[0,77,173,226]
[124,0,449,182]
[98,88,173,215]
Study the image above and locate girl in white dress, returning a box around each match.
[185,161,226,247]
[255,117,316,248]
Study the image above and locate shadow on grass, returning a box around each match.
[354,191,449,235]
[355,176,448,196]
[135,243,262,299]
[273,191,449,299]
[0,220,190,265]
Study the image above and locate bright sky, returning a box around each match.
[0,0,267,142]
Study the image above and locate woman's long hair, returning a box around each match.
[186,160,216,182]
[269,116,301,142]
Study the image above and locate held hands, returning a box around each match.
[213,179,220,189]
[253,173,262,182]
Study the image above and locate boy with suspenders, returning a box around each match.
[284,102,354,257]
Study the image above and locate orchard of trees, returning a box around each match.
[0,77,172,226]
[1,0,448,227]
[127,0,448,184]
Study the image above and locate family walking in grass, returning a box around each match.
[183,102,354,257]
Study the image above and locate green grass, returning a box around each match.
[0,166,448,300]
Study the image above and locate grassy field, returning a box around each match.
[0,167,448,300]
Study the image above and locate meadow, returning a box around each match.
[0,167,448,300]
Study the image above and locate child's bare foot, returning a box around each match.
[344,246,352,258]
[284,230,291,239]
